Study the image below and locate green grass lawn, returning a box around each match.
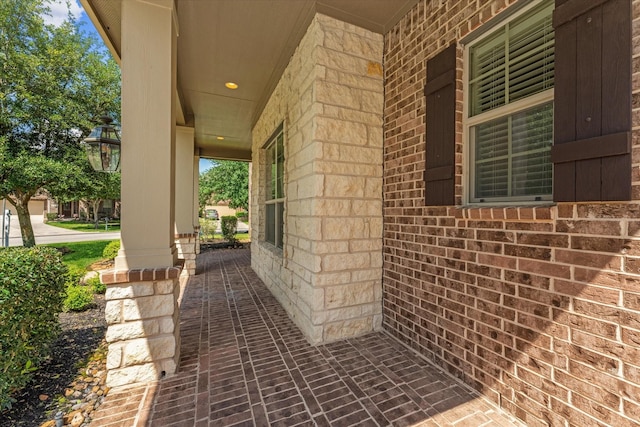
[43,240,117,272]
[200,232,251,243]
[46,220,121,232]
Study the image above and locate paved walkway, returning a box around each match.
[91,249,520,426]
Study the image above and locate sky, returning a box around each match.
[44,0,214,174]
[44,0,88,28]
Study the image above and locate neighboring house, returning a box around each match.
[84,0,640,425]
[203,201,238,219]
[0,194,49,217]
[55,199,120,220]
[2,194,119,220]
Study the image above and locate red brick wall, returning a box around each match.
[383,1,640,426]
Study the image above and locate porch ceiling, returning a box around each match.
[82,0,418,162]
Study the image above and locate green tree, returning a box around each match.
[0,0,120,246]
[199,160,249,212]
[78,167,121,228]
[54,151,121,227]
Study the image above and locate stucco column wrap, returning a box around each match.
[117,0,178,270]
[193,153,201,255]
[175,126,197,276]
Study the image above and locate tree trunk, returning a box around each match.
[79,200,90,221]
[9,197,36,247]
[92,200,101,229]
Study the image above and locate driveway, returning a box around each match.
[4,215,120,247]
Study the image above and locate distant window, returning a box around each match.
[466,0,554,203]
[265,126,284,249]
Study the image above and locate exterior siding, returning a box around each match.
[383,1,640,426]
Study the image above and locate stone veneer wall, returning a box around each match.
[175,233,197,277]
[251,13,384,344]
[101,266,181,387]
[383,1,640,426]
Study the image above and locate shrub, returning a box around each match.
[102,240,120,260]
[64,285,94,312]
[45,212,57,222]
[0,247,67,410]
[199,218,218,241]
[221,216,238,243]
[65,265,86,288]
[236,211,248,222]
[87,275,106,294]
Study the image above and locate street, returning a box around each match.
[3,214,120,247]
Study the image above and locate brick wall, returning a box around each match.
[252,14,384,344]
[383,1,640,426]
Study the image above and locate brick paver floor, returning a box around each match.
[92,249,521,427]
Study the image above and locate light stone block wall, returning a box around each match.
[175,234,197,277]
[102,270,181,388]
[251,13,384,344]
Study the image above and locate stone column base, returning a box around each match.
[175,233,197,277]
[101,265,182,388]
[194,225,201,255]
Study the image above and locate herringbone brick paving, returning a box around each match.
[92,249,520,426]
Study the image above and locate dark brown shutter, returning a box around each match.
[424,43,457,206]
[551,0,632,201]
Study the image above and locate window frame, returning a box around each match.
[263,125,285,249]
[463,0,554,205]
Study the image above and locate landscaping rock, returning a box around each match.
[0,295,107,427]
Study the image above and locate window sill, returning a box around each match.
[259,240,284,257]
[452,203,556,221]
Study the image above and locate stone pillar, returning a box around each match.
[175,126,196,277]
[102,267,181,387]
[101,0,181,388]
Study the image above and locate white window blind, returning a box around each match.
[468,0,554,202]
[474,102,553,199]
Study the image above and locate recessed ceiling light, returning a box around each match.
[217,136,225,140]
[225,82,238,89]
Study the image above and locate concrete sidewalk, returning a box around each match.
[4,215,120,247]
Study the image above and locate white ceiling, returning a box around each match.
[84,0,419,161]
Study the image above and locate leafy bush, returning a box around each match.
[221,216,238,243]
[64,285,94,312]
[87,275,106,294]
[102,240,120,260]
[45,212,57,222]
[0,247,67,410]
[65,265,86,288]
[236,211,248,222]
[62,266,95,311]
[199,218,218,241]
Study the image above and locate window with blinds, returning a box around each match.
[467,0,554,203]
[265,125,285,249]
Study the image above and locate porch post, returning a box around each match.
[101,0,181,388]
[194,154,201,255]
[175,126,197,277]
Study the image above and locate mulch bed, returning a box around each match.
[0,296,106,427]
[200,241,246,251]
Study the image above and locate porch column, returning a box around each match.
[194,154,201,255]
[101,0,181,388]
[175,126,197,277]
